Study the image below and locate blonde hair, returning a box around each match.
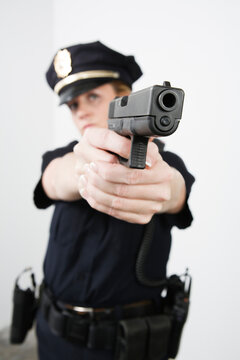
[110,80,131,96]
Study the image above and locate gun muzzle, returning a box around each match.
[158,90,178,111]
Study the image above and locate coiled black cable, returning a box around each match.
[135,216,168,287]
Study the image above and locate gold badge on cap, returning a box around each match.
[54,49,72,78]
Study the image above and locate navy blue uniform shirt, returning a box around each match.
[34,140,195,307]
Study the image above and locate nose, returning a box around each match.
[75,101,91,120]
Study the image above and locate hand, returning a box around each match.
[73,126,131,175]
[76,133,186,224]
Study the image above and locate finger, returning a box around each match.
[78,178,163,215]
[79,187,154,224]
[145,140,162,167]
[83,168,171,202]
[74,142,118,175]
[84,127,131,159]
[89,159,174,185]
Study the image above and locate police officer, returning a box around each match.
[34,41,195,360]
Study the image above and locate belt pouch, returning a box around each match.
[146,315,171,360]
[167,299,189,359]
[10,285,37,344]
[114,318,148,360]
[87,320,116,350]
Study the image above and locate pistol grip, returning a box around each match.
[119,136,149,169]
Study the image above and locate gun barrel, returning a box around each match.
[108,84,184,138]
[107,83,185,168]
[158,90,178,111]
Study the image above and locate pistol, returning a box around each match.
[108,82,184,169]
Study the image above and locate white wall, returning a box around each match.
[1,0,240,359]
[0,0,54,327]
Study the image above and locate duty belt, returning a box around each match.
[39,276,191,360]
[40,287,160,350]
[12,271,190,359]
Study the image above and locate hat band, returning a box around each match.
[54,70,120,94]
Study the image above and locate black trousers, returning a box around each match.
[36,310,168,360]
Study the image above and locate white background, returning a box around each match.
[0,0,240,359]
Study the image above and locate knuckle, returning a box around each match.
[111,196,123,210]
[101,166,111,181]
[156,187,171,202]
[164,183,172,200]
[119,139,131,157]
[165,166,174,181]
[74,142,86,159]
[86,183,93,196]
[158,185,171,202]
[73,143,80,154]
[101,128,111,145]
[106,152,118,163]
[155,190,163,202]
[126,170,140,185]
[165,187,172,201]
[107,206,116,217]
[154,188,164,202]
[119,143,126,155]
[89,197,97,209]
[145,214,153,223]
[100,162,118,180]
[152,203,163,214]
[88,172,97,186]
[137,214,152,225]
[116,184,128,197]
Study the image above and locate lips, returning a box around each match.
[82,124,94,132]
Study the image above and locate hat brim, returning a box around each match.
[58,78,115,105]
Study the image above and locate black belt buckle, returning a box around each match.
[47,304,90,345]
[41,286,90,345]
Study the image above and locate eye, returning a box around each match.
[88,93,100,101]
[68,102,78,111]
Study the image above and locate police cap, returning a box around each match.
[46,41,143,105]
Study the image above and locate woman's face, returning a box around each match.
[67,83,120,135]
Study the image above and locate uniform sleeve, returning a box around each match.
[161,150,195,229]
[33,141,78,209]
